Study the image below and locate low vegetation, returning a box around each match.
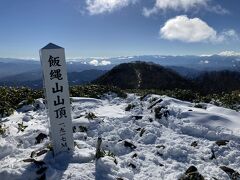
[0,87,42,117]
[70,84,127,99]
[0,85,239,119]
[0,124,7,136]
[0,85,126,118]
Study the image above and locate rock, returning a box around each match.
[216,140,229,146]
[148,99,163,109]
[36,149,48,157]
[210,148,216,160]
[191,141,198,147]
[149,118,153,122]
[128,163,136,169]
[33,98,45,110]
[159,163,164,166]
[186,166,198,174]
[140,93,150,101]
[179,166,204,180]
[132,115,143,120]
[220,166,240,180]
[116,178,124,180]
[35,133,48,144]
[124,140,136,150]
[139,128,145,137]
[19,104,34,112]
[156,144,166,149]
[156,152,163,156]
[23,158,35,163]
[131,153,138,158]
[22,115,33,122]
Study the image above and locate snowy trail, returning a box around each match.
[0,94,240,180]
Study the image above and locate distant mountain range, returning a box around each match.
[0,69,106,89]
[0,54,240,89]
[0,59,40,79]
[82,54,240,71]
[0,58,113,79]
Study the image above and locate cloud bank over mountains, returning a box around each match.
[89,59,111,66]
[218,51,240,57]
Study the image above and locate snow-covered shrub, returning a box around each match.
[17,122,28,133]
[125,104,135,111]
[154,106,169,119]
[0,124,7,136]
[85,112,97,120]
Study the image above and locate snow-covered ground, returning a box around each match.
[0,94,240,180]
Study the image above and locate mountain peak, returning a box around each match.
[94,61,189,89]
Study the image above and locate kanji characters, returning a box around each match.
[43,53,72,151]
[54,107,67,119]
[54,95,64,106]
[50,69,63,80]
[61,142,68,148]
[52,82,63,93]
[48,55,61,67]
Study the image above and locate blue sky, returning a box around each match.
[0,0,239,58]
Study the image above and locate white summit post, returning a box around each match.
[39,43,74,155]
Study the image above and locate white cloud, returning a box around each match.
[89,59,99,66]
[218,51,240,57]
[100,60,111,65]
[217,29,239,42]
[208,4,229,15]
[89,59,111,66]
[85,0,227,16]
[160,15,238,43]
[200,60,209,64]
[86,0,135,15]
[160,15,216,42]
[143,0,228,17]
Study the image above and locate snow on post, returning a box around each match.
[40,43,74,155]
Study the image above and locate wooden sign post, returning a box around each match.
[40,43,74,155]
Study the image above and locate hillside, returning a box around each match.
[0,94,240,179]
[94,62,190,89]
[94,62,240,94]
[195,70,240,94]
